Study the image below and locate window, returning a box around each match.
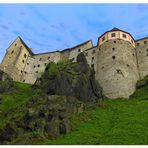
[102,36,105,42]
[37,64,40,67]
[71,57,75,61]
[24,54,27,58]
[122,34,127,38]
[11,50,14,54]
[15,43,17,46]
[127,64,130,67]
[24,71,27,74]
[114,41,116,43]
[36,71,38,73]
[111,33,116,37]
[112,56,116,59]
[131,39,134,43]
[27,63,29,65]
[147,49,148,52]
[48,57,50,60]
[21,70,23,73]
[137,43,140,46]
[33,65,36,68]
[101,66,104,69]
[91,64,94,68]
[92,50,96,54]
[92,57,94,62]
[39,58,42,61]
[22,60,24,63]
[45,63,47,66]
[78,49,81,52]
[23,80,25,82]
[133,54,135,57]
[112,48,115,51]
[147,54,148,56]
[144,41,147,44]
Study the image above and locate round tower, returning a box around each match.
[96,28,139,99]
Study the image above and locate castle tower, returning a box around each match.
[96,28,139,99]
[0,37,33,82]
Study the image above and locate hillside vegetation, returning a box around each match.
[44,81,148,145]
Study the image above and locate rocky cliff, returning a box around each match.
[0,53,103,144]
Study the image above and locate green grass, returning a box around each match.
[44,85,148,145]
[0,82,35,129]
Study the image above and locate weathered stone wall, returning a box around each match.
[96,39,139,99]
[68,40,93,62]
[136,38,148,79]
[0,37,31,82]
[22,52,61,84]
[84,46,99,73]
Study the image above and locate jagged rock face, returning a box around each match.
[0,69,13,93]
[35,53,103,102]
[0,95,84,144]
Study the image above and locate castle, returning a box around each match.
[1,27,148,99]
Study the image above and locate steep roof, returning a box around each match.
[18,36,34,55]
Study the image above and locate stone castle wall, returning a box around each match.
[1,29,148,99]
[136,38,148,80]
[96,39,139,99]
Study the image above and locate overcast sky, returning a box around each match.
[0,4,148,62]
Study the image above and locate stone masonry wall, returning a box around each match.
[96,39,139,99]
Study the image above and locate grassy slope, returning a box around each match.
[44,85,148,145]
[0,82,35,130]
[0,81,148,144]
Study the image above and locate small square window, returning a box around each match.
[11,50,14,54]
[91,64,94,68]
[37,65,40,67]
[102,36,105,42]
[85,52,88,56]
[122,34,126,38]
[22,60,25,63]
[111,33,116,37]
[147,49,148,52]
[144,41,147,44]
[24,54,27,58]
[78,49,81,52]
[39,58,42,61]
[112,56,116,59]
[92,50,96,54]
[36,71,38,73]
[137,43,140,46]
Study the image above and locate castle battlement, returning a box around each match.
[1,27,148,99]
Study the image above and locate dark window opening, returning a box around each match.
[122,34,127,38]
[27,63,29,65]
[102,36,105,42]
[21,70,23,73]
[111,33,116,37]
[24,54,27,58]
[33,65,36,68]
[11,50,14,54]
[146,49,148,52]
[92,50,96,54]
[137,43,140,46]
[22,60,24,63]
[92,57,94,60]
[133,54,135,57]
[112,56,116,59]
[101,66,104,69]
[39,58,42,61]
[147,54,148,56]
[78,49,81,52]
[36,71,38,73]
[131,39,134,43]
[112,48,115,51]
[24,71,27,74]
[85,52,88,56]
[127,64,130,67]
[144,41,147,44]
[37,65,40,67]
[23,80,25,82]
[48,57,50,60]
[91,64,94,68]
[114,41,116,43]
[15,43,17,46]
[44,63,47,66]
